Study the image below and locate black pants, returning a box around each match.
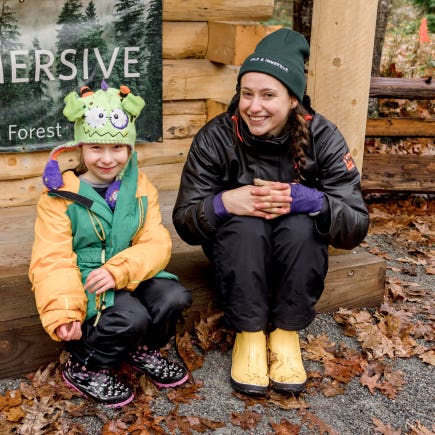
[66,278,192,368]
[209,214,328,332]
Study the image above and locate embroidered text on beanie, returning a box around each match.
[237,28,310,102]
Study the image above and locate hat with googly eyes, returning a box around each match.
[42,80,145,189]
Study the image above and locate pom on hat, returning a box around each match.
[42,144,80,189]
[42,158,63,189]
[238,28,310,102]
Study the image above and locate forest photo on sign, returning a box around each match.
[0,0,162,152]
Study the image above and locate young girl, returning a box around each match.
[29,82,192,407]
[173,29,369,396]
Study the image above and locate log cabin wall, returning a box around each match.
[0,0,277,208]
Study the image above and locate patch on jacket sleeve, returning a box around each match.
[343,152,356,171]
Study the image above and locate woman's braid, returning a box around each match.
[288,103,311,181]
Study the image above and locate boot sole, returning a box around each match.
[131,365,190,388]
[270,378,307,394]
[62,372,135,408]
[230,377,268,396]
[153,371,190,388]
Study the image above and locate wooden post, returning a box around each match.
[307,0,378,172]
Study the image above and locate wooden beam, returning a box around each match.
[163,0,274,22]
[3,145,434,207]
[0,317,64,379]
[315,250,386,312]
[366,118,435,137]
[164,113,206,140]
[0,159,187,207]
[362,154,435,192]
[139,162,185,192]
[163,22,208,59]
[163,59,238,101]
[370,77,435,100]
[0,139,192,183]
[207,22,282,65]
[307,0,378,172]
[206,99,229,122]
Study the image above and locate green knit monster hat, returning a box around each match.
[237,28,310,102]
[43,80,145,189]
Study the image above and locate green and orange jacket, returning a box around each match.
[29,152,175,341]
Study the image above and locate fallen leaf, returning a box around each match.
[267,391,310,410]
[230,410,262,430]
[407,421,435,434]
[176,330,204,372]
[360,362,404,399]
[321,380,347,397]
[298,409,340,435]
[419,350,435,366]
[186,415,226,432]
[166,380,204,404]
[302,334,336,362]
[269,417,301,434]
[372,416,401,434]
[0,389,22,412]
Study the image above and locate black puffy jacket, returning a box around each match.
[173,101,369,250]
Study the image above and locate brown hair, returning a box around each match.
[286,102,311,181]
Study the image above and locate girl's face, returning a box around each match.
[239,72,298,138]
[80,143,130,184]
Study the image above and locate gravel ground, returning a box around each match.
[1,231,433,434]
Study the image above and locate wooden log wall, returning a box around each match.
[363,77,435,193]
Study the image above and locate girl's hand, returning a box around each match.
[84,267,115,295]
[251,178,292,219]
[55,321,82,341]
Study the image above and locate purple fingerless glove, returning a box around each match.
[289,183,324,215]
[213,191,230,219]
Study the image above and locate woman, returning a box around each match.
[172,29,369,396]
[30,82,192,407]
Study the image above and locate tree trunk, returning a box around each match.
[371,0,393,76]
[293,0,313,42]
[369,0,393,116]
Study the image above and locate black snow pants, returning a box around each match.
[66,278,192,368]
[209,214,328,332]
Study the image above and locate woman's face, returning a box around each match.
[80,143,130,184]
[238,72,298,137]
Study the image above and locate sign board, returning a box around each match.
[0,0,162,152]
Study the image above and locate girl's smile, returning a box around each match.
[80,143,130,184]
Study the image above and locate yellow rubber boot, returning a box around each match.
[230,331,269,395]
[269,329,307,393]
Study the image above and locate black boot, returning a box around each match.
[129,345,189,388]
[62,357,134,407]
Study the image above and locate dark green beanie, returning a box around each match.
[237,28,310,102]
